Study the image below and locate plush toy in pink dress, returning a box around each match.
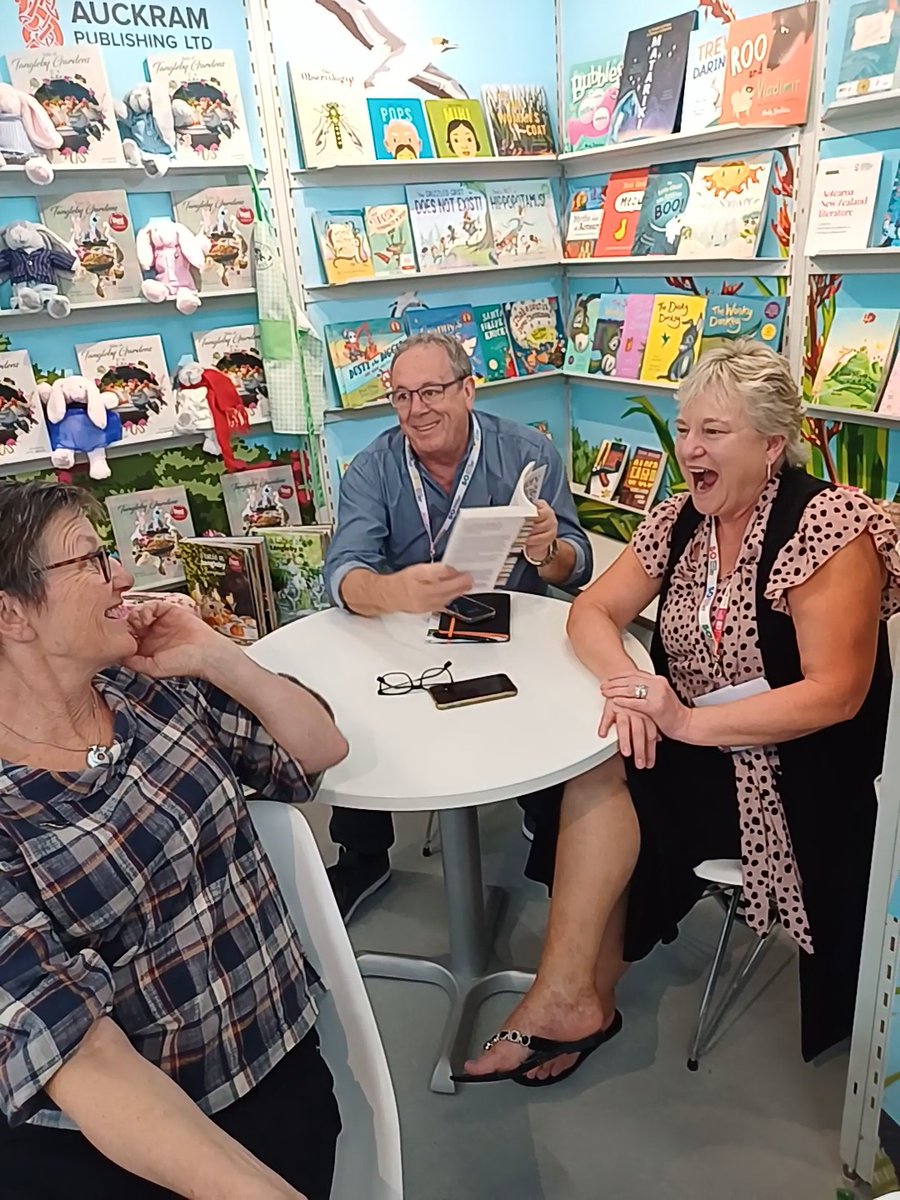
[135,217,209,314]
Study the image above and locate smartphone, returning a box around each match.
[443,596,497,625]
[428,673,518,710]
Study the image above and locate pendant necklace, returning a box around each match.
[0,688,115,769]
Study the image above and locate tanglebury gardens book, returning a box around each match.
[39,189,143,305]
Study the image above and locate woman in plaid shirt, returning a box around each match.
[0,481,350,1200]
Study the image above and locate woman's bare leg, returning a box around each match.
[463,754,639,1078]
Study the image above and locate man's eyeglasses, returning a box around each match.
[386,376,469,410]
[38,546,114,584]
[376,661,453,696]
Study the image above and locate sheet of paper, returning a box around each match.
[441,510,525,591]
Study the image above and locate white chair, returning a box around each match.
[248,800,403,1200]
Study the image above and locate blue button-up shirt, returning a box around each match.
[325,411,592,606]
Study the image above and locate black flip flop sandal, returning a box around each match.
[514,1010,623,1088]
[450,1011,623,1086]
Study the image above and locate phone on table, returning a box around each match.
[428,673,518,710]
[442,595,497,625]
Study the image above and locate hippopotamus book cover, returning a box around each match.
[722,2,817,127]
[76,335,176,443]
[0,350,52,465]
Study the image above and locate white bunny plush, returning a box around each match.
[136,217,209,315]
[37,375,123,480]
[115,81,180,176]
[0,82,63,185]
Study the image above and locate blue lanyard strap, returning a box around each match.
[404,416,482,561]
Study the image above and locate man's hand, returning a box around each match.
[392,563,474,614]
[123,600,231,680]
[525,500,559,563]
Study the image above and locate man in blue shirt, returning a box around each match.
[324,330,592,920]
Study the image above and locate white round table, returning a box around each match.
[248,593,650,1093]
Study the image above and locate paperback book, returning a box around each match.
[587,294,628,377]
[836,0,900,100]
[312,209,375,284]
[39,189,142,305]
[640,295,708,383]
[701,296,787,354]
[172,185,255,293]
[563,186,605,259]
[483,180,561,265]
[475,305,517,382]
[404,305,487,382]
[366,96,434,160]
[258,527,332,623]
[588,439,630,501]
[615,293,657,378]
[290,66,376,167]
[806,153,884,254]
[565,293,601,375]
[678,154,774,259]
[680,28,727,134]
[363,204,417,276]
[181,537,274,645]
[503,297,565,376]
[563,56,624,153]
[594,170,649,257]
[615,446,667,511]
[722,3,817,127]
[631,165,692,256]
[876,350,900,415]
[105,486,194,589]
[147,51,252,166]
[882,162,900,246]
[812,306,900,410]
[481,85,555,156]
[323,316,406,408]
[609,11,698,144]
[193,326,269,425]
[425,99,492,159]
[76,335,175,443]
[406,182,496,272]
[221,464,303,536]
[0,350,52,465]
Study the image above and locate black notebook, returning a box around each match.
[430,592,511,644]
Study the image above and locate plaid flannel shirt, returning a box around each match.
[0,667,321,1128]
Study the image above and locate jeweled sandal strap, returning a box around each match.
[483,1029,533,1053]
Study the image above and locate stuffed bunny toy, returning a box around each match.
[0,81,63,185]
[37,375,123,480]
[0,220,77,318]
[115,82,183,176]
[173,359,249,470]
[136,217,209,314]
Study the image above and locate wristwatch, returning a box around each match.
[524,538,559,568]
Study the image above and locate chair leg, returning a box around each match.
[422,810,440,858]
[687,886,741,1071]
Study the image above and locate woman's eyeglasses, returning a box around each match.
[376,661,453,696]
[39,546,114,584]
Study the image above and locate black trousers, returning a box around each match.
[0,1029,340,1200]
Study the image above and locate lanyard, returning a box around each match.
[698,520,733,657]
[404,415,482,561]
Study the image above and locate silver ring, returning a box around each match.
[634,685,648,699]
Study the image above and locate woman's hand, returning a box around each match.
[602,673,692,742]
[123,600,234,680]
[599,698,660,769]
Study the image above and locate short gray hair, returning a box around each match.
[678,338,808,467]
[0,480,98,606]
[391,331,473,379]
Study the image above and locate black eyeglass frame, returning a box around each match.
[376,661,454,696]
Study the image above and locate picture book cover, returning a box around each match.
[701,296,787,354]
[594,170,649,257]
[564,186,605,259]
[640,295,708,383]
[404,305,487,382]
[678,154,774,259]
[312,209,375,284]
[588,439,630,501]
[483,181,561,266]
[406,182,496,272]
[836,0,900,99]
[565,293,601,374]
[609,11,698,144]
[366,96,434,160]
[631,165,692,256]
[221,464,303,536]
[75,335,175,443]
[290,67,376,167]
[0,350,52,465]
[39,189,142,305]
[147,51,252,166]
[425,99,492,159]
[722,3,818,127]
[7,46,124,166]
[363,204,417,276]
[180,539,266,645]
[503,297,565,376]
[564,56,624,153]
[481,85,555,156]
[172,185,255,293]
[323,316,406,408]
[882,162,900,246]
[615,293,657,378]
[529,421,552,440]
[876,349,900,415]
[587,294,628,377]
[259,527,332,624]
[474,304,517,382]
[105,486,194,589]
[680,28,727,134]
[812,306,900,410]
[193,326,269,425]
[615,446,667,511]
[806,153,883,254]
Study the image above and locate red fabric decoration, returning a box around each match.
[201,367,249,472]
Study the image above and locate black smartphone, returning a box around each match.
[443,596,497,625]
[428,673,518,710]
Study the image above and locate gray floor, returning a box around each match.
[305,799,855,1200]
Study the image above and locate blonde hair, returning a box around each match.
[678,338,808,467]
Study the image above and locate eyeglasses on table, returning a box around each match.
[376,661,453,696]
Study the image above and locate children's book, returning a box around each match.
[475,305,518,382]
[836,0,900,100]
[640,295,708,383]
[678,154,774,259]
[180,538,273,645]
[480,85,555,156]
[364,204,417,276]
[405,182,496,272]
[39,189,142,305]
[312,209,375,284]
[631,165,692,256]
[881,162,900,247]
[0,350,52,464]
[258,527,332,623]
[876,348,900,415]
[563,186,605,259]
[147,51,252,166]
[587,294,628,377]
[404,305,487,382]
[588,439,630,501]
[722,3,817,127]
[221,464,303,536]
[366,96,434,160]
[609,11,698,144]
[565,293,601,375]
[172,185,256,293]
[76,335,175,443]
[323,316,406,408]
[701,296,787,354]
[594,170,649,257]
[615,293,657,378]
[806,153,884,254]
[483,180,561,265]
[615,447,667,511]
[503,297,565,376]
[812,306,900,410]
[425,99,492,159]
[105,486,194,589]
[563,56,624,152]
[290,66,375,167]
[8,46,124,166]
[680,28,727,134]
[193,326,269,425]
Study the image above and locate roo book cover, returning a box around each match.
[722,3,818,127]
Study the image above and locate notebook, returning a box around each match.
[428,592,511,644]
